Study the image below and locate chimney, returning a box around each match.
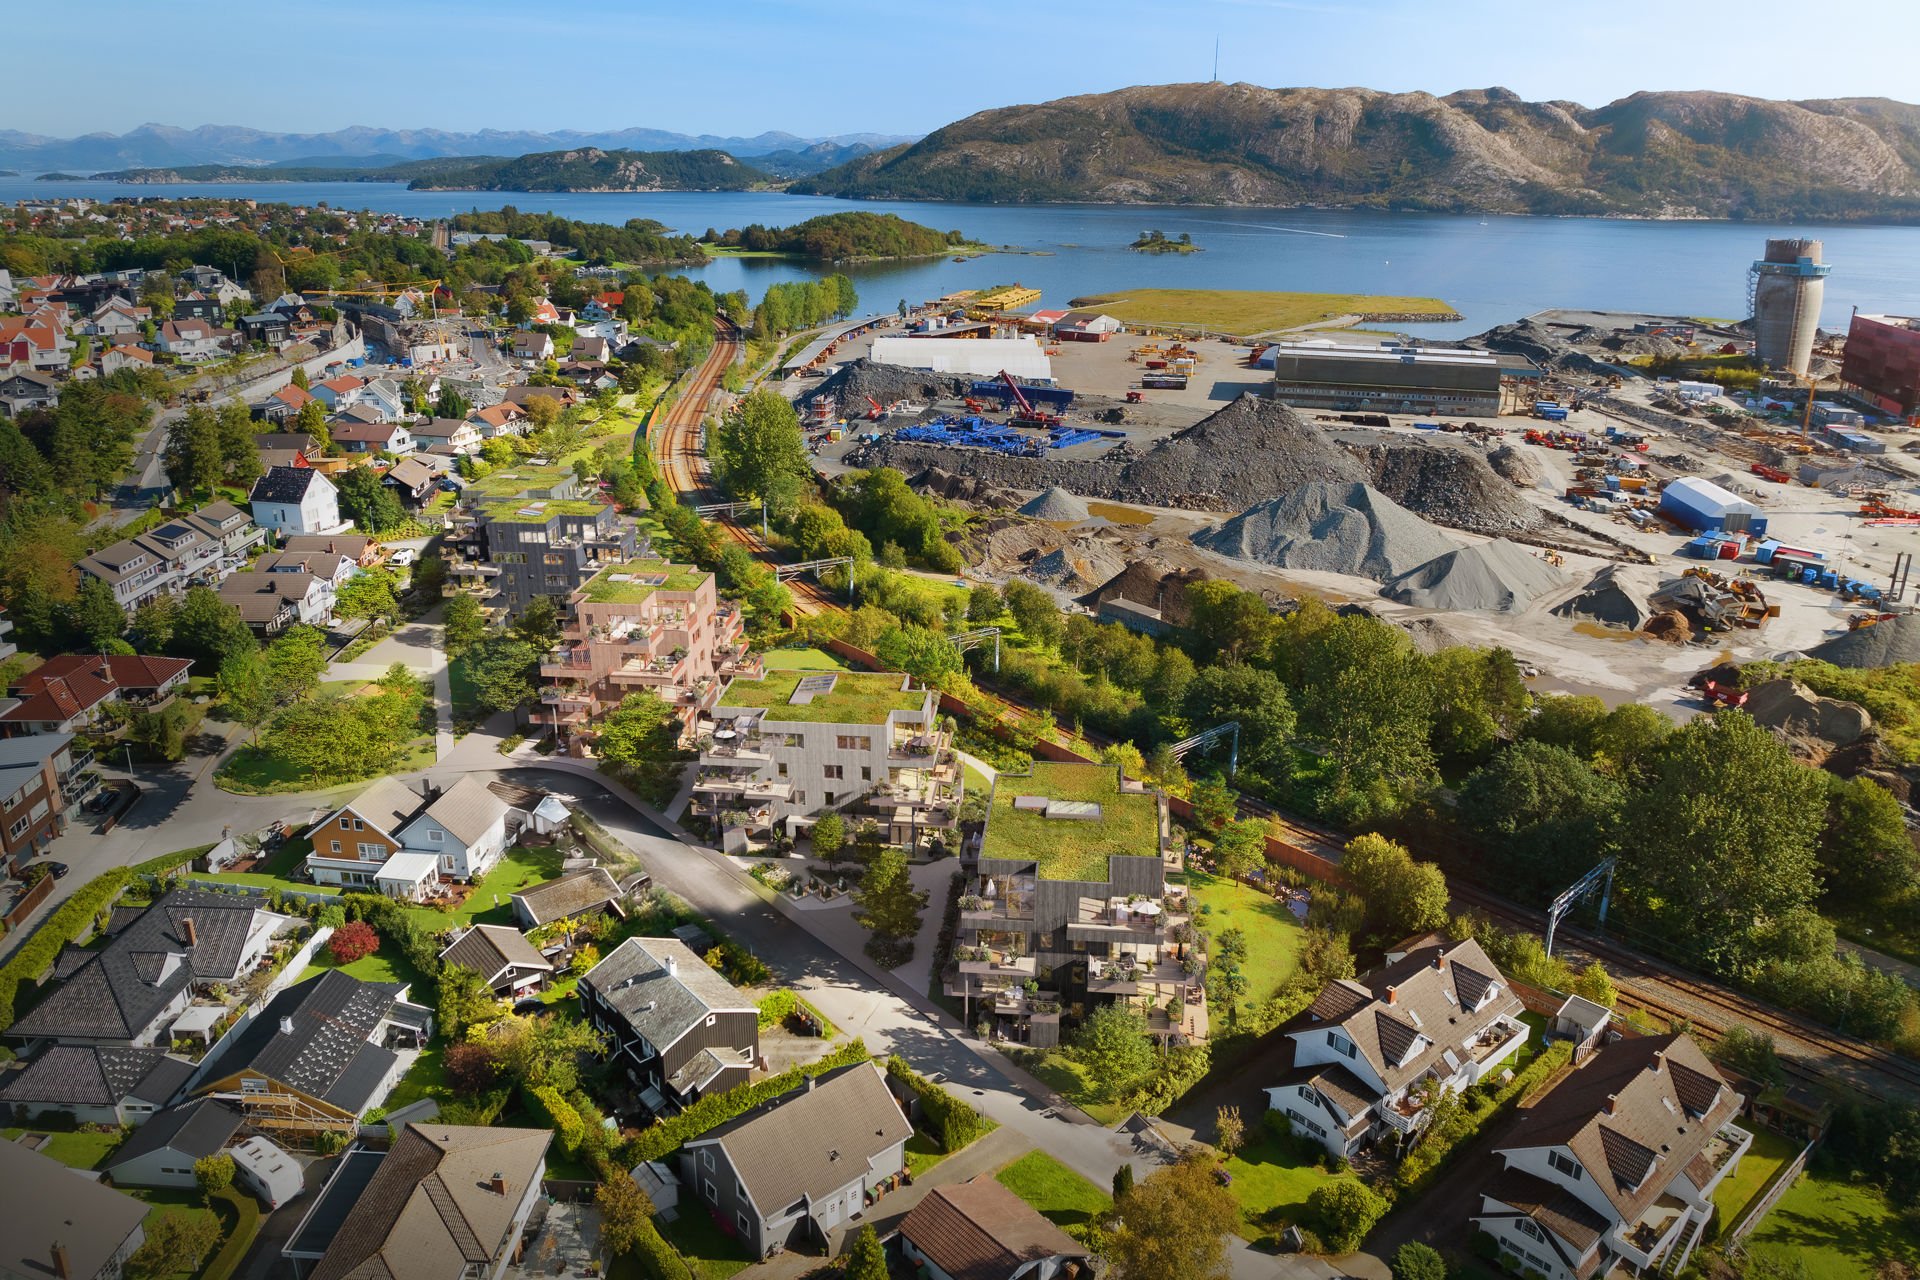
[665,956,679,979]
[1650,1050,1665,1073]
[182,918,198,947]
[488,1171,508,1196]
[1385,985,1398,1005]
[51,1243,71,1280]
[1435,952,1448,971]
[1604,1093,1618,1116]
[279,1016,295,1036]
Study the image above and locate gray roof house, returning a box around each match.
[579,937,757,1115]
[190,969,431,1141]
[0,1141,149,1280]
[6,887,287,1048]
[101,1097,245,1189]
[0,1043,193,1126]
[437,924,554,998]
[682,1061,912,1259]
[510,866,626,929]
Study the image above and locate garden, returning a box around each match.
[1744,1164,1920,1280]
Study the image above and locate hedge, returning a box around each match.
[528,1084,585,1154]
[200,1187,262,1280]
[620,1217,685,1280]
[625,1039,871,1165]
[886,1055,983,1153]
[1394,1040,1572,1198]
[0,843,209,1033]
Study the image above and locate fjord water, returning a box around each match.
[8,178,1920,336]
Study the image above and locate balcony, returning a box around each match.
[698,731,770,764]
[539,688,594,707]
[720,653,765,681]
[692,775,791,803]
[958,890,1035,928]
[954,947,1036,979]
[1069,896,1181,944]
[1380,1088,1432,1136]
[1467,1017,1528,1067]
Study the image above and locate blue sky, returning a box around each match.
[15,0,1920,139]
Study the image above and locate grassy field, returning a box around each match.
[1220,1126,1359,1243]
[1069,288,1458,337]
[718,669,923,724]
[1022,1053,1127,1126]
[982,760,1159,881]
[995,1150,1111,1230]
[1746,1164,1920,1279]
[1185,869,1303,1007]
[759,647,849,671]
[448,654,481,733]
[1710,1124,1799,1229]
[298,943,430,992]
[656,1209,753,1280]
[3,1125,125,1170]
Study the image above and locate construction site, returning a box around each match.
[776,247,1920,711]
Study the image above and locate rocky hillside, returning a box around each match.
[796,84,1920,219]
[408,148,770,192]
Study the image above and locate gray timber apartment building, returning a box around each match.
[446,465,636,617]
[947,761,1207,1048]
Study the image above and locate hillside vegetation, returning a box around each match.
[409,147,771,192]
[797,83,1920,219]
[705,212,967,260]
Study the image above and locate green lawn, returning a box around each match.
[1220,1126,1357,1243]
[130,1188,224,1280]
[962,762,993,802]
[216,734,436,796]
[656,1208,753,1280]
[434,845,567,928]
[758,647,849,672]
[1746,1164,1920,1280]
[717,669,924,724]
[982,760,1160,881]
[1022,1054,1127,1126]
[298,943,430,993]
[448,654,481,733]
[1067,287,1457,337]
[995,1150,1111,1229]
[3,1126,126,1170]
[1185,869,1304,1007]
[383,1046,453,1112]
[1711,1124,1800,1230]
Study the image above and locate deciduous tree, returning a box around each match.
[596,1174,657,1258]
[442,594,484,657]
[1110,1149,1240,1280]
[126,1211,220,1280]
[1342,833,1449,941]
[1070,1004,1155,1103]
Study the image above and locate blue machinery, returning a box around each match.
[1546,856,1616,957]
[1168,721,1240,780]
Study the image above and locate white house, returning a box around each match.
[360,377,406,422]
[157,318,230,361]
[398,775,514,881]
[99,344,156,378]
[218,570,335,627]
[99,1099,244,1189]
[248,466,345,536]
[1472,1034,1751,1280]
[510,329,554,360]
[409,416,482,454]
[1266,938,1527,1160]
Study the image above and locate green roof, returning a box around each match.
[581,559,712,601]
[482,497,607,523]
[717,670,925,725]
[981,761,1162,882]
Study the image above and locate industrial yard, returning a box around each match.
[778,245,1920,712]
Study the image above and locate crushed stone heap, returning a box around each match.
[1382,539,1572,613]
[1194,481,1461,582]
[1019,486,1092,521]
[1807,614,1920,668]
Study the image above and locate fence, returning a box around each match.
[2,874,54,935]
[1727,1137,1816,1243]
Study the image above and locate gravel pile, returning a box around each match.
[1122,394,1368,509]
[1470,318,1619,375]
[1381,539,1572,613]
[1195,481,1462,582]
[1349,441,1544,533]
[1401,616,1473,654]
[1485,444,1539,487]
[1020,486,1092,521]
[799,359,967,413]
[1080,560,1210,625]
[1808,615,1920,668]
[1551,564,1665,629]
[914,466,1023,510]
[1026,538,1130,593]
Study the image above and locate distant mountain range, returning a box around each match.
[82,149,776,192]
[796,83,1920,220]
[0,123,913,175]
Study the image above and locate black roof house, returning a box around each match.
[250,465,327,505]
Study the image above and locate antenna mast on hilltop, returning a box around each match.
[1212,37,1220,82]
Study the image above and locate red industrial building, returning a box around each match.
[1842,313,1920,420]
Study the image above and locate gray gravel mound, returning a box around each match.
[1195,481,1461,582]
[799,359,967,413]
[1551,564,1665,630]
[1349,442,1545,534]
[1124,394,1368,508]
[1020,486,1092,521]
[1382,539,1572,613]
[1486,444,1538,487]
[1807,615,1920,668]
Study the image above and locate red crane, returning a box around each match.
[998,369,1059,428]
[864,395,885,421]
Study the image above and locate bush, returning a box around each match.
[327,920,380,964]
[1392,1242,1447,1280]
[1308,1180,1389,1254]
[445,1042,501,1097]
[527,1084,584,1154]
[886,1055,984,1152]
[199,1187,261,1280]
[194,1152,236,1195]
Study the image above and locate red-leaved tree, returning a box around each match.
[444,1042,500,1098]
[327,920,380,964]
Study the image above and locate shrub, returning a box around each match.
[756,990,798,1029]
[327,920,380,964]
[445,1042,501,1097]
[194,1152,236,1195]
[528,1084,584,1154]
[199,1188,260,1280]
[1308,1180,1389,1254]
[887,1055,983,1152]
[1392,1242,1447,1280]
[625,1040,870,1164]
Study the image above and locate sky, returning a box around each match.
[13,0,1920,140]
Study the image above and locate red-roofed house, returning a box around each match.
[2,655,193,735]
[157,318,232,362]
[311,375,367,411]
[263,383,316,423]
[99,345,155,379]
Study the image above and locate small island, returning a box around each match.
[1131,229,1200,254]
[701,211,994,262]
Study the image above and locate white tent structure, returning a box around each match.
[868,336,1054,381]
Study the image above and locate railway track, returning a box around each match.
[650,323,1920,1103]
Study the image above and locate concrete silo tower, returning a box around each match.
[1749,238,1830,376]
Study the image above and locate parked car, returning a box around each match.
[389,548,418,567]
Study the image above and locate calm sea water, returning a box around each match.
[8,178,1920,337]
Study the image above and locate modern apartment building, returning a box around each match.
[76,502,266,612]
[945,761,1203,1049]
[694,669,960,854]
[446,464,635,617]
[536,558,757,752]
